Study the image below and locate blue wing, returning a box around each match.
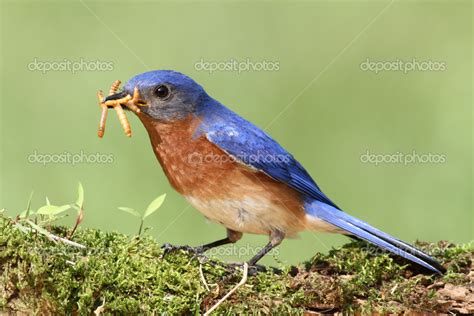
[194,101,340,209]
[194,100,445,274]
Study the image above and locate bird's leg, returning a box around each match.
[161,229,242,256]
[196,229,243,252]
[247,230,285,266]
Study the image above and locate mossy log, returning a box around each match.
[0,215,472,315]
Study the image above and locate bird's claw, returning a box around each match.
[160,243,206,259]
[225,262,270,276]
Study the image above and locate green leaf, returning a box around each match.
[118,207,140,217]
[36,204,71,216]
[76,182,84,208]
[24,190,34,218]
[49,214,69,221]
[143,194,166,219]
[19,209,36,218]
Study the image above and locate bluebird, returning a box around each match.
[104,70,444,273]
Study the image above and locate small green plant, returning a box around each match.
[118,194,166,235]
[13,183,85,238]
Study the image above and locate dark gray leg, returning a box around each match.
[161,229,242,256]
[248,230,285,266]
[197,228,243,252]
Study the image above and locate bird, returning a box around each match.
[103,70,444,274]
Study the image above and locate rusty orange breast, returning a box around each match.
[137,113,308,235]
[137,113,236,195]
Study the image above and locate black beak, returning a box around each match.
[103,91,128,102]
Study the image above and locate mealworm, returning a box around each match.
[109,80,121,95]
[124,86,141,113]
[97,80,133,138]
[114,105,131,137]
[97,90,108,138]
[109,80,132,137]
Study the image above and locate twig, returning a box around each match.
[204,263,248,316]
[199,264,210,292]
[49,234,86,249]
[94,297,106,315]
[68,205,84,239]
[16,222,87,249]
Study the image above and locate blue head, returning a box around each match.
[111,70,210,122]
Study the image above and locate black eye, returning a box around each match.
[154,85,170,99]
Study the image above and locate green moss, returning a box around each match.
[0,214,472,314]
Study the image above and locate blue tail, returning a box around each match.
[306,200,444,274]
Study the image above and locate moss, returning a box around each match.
[0,214,472,314]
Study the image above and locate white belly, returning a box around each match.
[184,195,296,235]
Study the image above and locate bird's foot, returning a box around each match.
[225,262,275,276]
[161,243,207,259]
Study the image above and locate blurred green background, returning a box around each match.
[1,0,472,265]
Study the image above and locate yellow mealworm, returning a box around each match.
[106,95,133,137]
[97,81,132,137]
[97,80,146,138]
[97,90,107,138]
[128,86,142,113]
[109,80,121,95]
[124,101,141,114]
[98,105,108,138]
[108,80,132,136]
[114,105,131,137]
